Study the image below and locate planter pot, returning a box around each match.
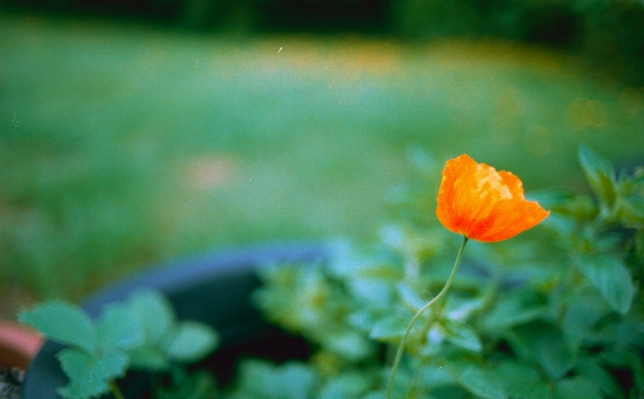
[22,242,326,399]
[0,320,43,399]
[0,320,43,370]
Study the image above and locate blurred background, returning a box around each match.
[1,0,644,316]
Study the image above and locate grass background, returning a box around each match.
[1,13,643,309]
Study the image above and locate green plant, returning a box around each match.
[19,290,219,399]
[230,145,643,399]
[19,146,644,399]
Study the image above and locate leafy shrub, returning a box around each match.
[20,290,219,399]
[238,146,643,399]
[20,146,644,399]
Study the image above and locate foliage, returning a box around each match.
[19,290,219,399]
[227,146,643,399]
[17,146,643,398]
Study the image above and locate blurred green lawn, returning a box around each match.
[1,14,643,306]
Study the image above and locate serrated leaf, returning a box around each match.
[127,290,175,343]
[495,360,548,399]
[512,321,575,380]
[19,301,97,353]
[369,313,410,341]
[57,347,128,399]
[445,354,507,399]
[575,254,634,314]
[96,304,144,351]
[166,321,219,362]
[443,320,482,352]
[553,377,602,399]
[578,145,617,206]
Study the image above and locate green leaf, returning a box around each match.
[562,288,610,344]
[597,316,644,348]
[482,290,546,332]
[383,367,415,399]
[419,364,455,388]
[235,360,319,399]
[129,344,170,371]
[19,301,97,353]
[443,320,482,352]
[495,360,548,399]
[396,283,426,311]
[155,367,219,399]
[166,321,219,362]
[531,190,598,224]
[127,290,175,343]
[369,312,410,341]
[614,195,644,227]
[553,377,602,399]
[319,371,373,399]
[56,347,128,399]
[96,304,144,351]
[575,357,623,399]
[445,354,507,399]
[444,296,485,321]
[601,349,644,388]
[575,254,634,314]
[323,329,374,361]
[578,145,617,206]
[348,310,378,331]
[512,321,575,380]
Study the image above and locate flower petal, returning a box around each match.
[436,154,549,242]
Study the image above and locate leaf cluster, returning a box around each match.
[229,146,644,399]
[20,290,219,399]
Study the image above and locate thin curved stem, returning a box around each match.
[385,236,469,399]
[109,381,125,399]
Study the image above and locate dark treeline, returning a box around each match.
[2,0,643,83]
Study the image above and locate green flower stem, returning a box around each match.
[109,381,125,399]
[386,235,469,399]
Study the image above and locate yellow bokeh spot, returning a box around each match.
[565,98,608,131]
[619,87,642,119]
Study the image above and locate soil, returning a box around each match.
[0,366,23,399]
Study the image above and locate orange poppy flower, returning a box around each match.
[436,154,549,242]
